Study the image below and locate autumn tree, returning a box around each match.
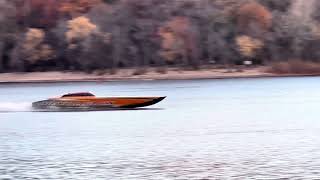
[59,0,102,18]
[159,16,200,68]
[237,1,272,38]
[236,35,263,59]
[66,16,98,46]
[21,28,55,68]
[64,16,111,71]
[4,0,320,73]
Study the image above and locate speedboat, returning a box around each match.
[32,92,166,110]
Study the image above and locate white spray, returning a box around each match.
[0,102,32,112]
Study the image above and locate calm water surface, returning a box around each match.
[1,77,320,179]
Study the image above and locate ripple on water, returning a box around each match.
[2,78,320,179]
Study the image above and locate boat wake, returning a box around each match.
[0,102,33,113]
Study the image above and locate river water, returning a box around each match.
[1,77,320,179]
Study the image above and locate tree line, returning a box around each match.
[0,0,318,73]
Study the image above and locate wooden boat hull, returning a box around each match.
[32,97,166,110]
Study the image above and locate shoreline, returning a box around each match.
[0,67,320,84]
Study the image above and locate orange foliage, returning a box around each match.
[236,35,264,57]
[59,0,102,17]
[158,29,185,62]
[165,17,191,38]
[237,2,272,35]
[17,0,102,28]
[158,16,199,66]
[22,28,55,63]
[158,17,192,62]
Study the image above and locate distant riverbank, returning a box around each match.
[0,66,320,83]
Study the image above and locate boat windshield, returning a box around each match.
[61,92,95,97]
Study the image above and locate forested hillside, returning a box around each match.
[0,0,318,73]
